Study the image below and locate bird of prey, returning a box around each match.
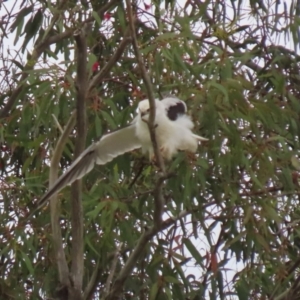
[31,97,208,214]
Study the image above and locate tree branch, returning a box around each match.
[126,0,168,240]
[270,258,300,300]
[105,209,192,300]
[83,247,131,300]
[103,243,123,297]
[125,0,165,173]
[82,260,100,300]
[153,172,174,229]
[105,229,155,300]
[50,110,77,287]
[69,28,88,299]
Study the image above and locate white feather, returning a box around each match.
[135,98,207,160]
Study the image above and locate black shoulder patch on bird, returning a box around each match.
[166,101,186,121]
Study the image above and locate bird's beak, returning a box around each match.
[140,110,146,117]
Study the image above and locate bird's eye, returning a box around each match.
[146,108,150,112]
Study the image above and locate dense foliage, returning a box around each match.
[1,0,300,299]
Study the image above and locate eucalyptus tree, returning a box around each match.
[1,0,300,299]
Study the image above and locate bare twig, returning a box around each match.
[128,158,147,189]
[104,243,123,297]
[82,260,100,300]
[69,27,88,297]
[273,290,290,300]
[52,114,64,134]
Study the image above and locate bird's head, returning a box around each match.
[138,99,163,122]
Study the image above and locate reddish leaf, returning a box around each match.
[211,252,218,275]
[144,2,151,10]
[92,61,100,72]
[104,12,112,20]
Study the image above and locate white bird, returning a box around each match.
[33,97,208,212]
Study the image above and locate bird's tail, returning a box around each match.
[193,134,209,141]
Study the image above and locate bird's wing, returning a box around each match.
[161,97,187,121]
[35,123,141,209]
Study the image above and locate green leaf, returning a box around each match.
[11,59,24,70]
[10,5,33,33]
[100,110,117,129]
[150,282,159,300]
[164,275,180,284]
[22,9,43,52]
[86,201,107,219]
[94,114,103,137]
[85,236,100,256]
[209,81,229,101]
[92,11,102,26]
[236,282,250,300]
[183,238,204,267]
[217,271,224,300]
[165,286,173,300]
[20,251,34,275]
[255,234,270,252]
[155,32,177,41]
[223,231,247,250]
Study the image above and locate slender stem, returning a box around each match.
[70,27,88,298]
[50,110,77,286]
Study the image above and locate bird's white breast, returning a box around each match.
[135,113,179,159]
